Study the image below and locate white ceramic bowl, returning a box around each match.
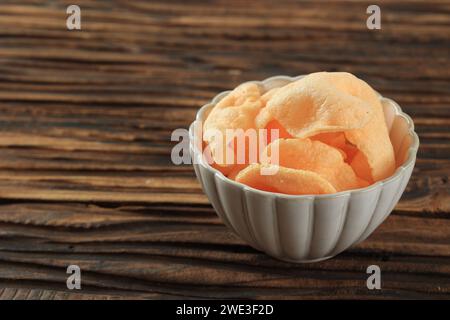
[189,75,419,263]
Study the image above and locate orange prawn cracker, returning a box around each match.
[310,132,348,159]
[311,132,358,162]
[262,139,368,191]
[257,72,395,182]
[260,87,281,106]
[345,104,395,182]
[201,72,397,195]
[309,72,395,181]
[265,120,292,143]
[350,151,373,183]
[255,72,374,138]
[203,83,263,168]
[311,132,346,149]
[235,164,337,195]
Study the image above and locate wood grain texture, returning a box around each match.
[0,0,448,299]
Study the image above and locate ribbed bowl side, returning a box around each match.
[330,186,382,255]
[307,195,351,260]
[192,159,239,236]
[213,174,262,249]
[273,196,315,261]
[243,190,282,257]
[355,170,407,244]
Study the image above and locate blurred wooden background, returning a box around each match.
[0,0,448,299]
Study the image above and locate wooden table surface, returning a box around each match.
[0,0,448,300]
